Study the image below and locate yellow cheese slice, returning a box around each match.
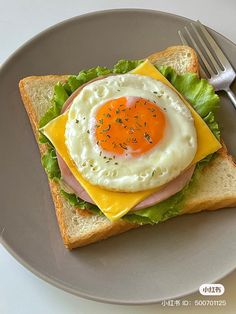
[42,60,221,221]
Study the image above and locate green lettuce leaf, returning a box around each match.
[41,147,61,179]
[39,60,220,224]
[203,112,220,140]
[65,66,112,93]
[113,59,143,74]
[61,190,102,215]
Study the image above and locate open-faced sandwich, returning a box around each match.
[19,46,236,249]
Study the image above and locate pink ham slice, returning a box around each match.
[57,152,195,211]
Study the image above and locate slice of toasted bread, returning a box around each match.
[19,46,236,249]
[148,45,199,75]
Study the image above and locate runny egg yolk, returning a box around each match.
[95,96,166,157]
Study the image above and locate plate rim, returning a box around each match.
[0,8,236,305]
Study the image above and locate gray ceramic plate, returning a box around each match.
[0,9,236,305]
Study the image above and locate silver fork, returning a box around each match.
[178,20,236,109]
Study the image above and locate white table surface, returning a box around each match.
[0,1,236,313]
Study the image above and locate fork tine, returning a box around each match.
[178,30,188,45]
[184,26,214,77]
[191,22,221,73]
[196,20,232,70]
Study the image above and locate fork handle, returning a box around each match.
[225,88,236,110]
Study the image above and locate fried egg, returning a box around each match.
[65,74,197,192]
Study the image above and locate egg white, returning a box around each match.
[65,74,197,192]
